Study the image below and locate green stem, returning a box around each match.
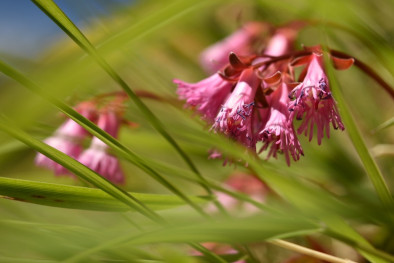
[324,55,393,208]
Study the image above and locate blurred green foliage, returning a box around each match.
[0,0,393,262]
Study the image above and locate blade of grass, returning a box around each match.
[268,239,357,263]
[372,117,394,133]
[0,177,209,212]
[323,51,393,208]
[325,217,394,263]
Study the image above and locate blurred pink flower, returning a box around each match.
[174,74,233,122]
[288,53,344,145]
[200,22,265,73]
[35,103,95,175]
[207,173,269,214]
[259,82,303,166]
[78,111,124,184]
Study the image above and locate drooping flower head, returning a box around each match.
[35,102,96,175]
[78,110,125,184]
[259,80,303,166]
[288,52,345,145]
[199,22,266,73]
[175,22,353,166]
[212,67,259,150]
[174,74,234,122]
[35,94,130,184]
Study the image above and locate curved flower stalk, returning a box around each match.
[78,111,124,184]
[199,22,267,73]
[35,102,96,175]
[288,53,345,145]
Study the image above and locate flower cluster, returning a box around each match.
[175,23,353,165]
[35,95,127,184]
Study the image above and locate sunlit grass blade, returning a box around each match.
[0,116,163,223]
[0,177,209,212]
[373,117,394,133]
[30,0,215,197]
[325,217,393,263]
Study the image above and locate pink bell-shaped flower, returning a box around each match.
[199,22,266,73]
[288,53,345,145]
[35,102,95,175]
[259,82,303,166]
[174,73,233,122]
[78,111,124,184]
[212,67,259,150]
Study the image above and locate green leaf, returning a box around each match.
[0,177,208,212]
[325,217,394,263]
[373,117,394,133]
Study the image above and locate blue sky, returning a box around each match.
[0,1,133,59]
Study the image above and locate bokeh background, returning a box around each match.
[0,0,393,262]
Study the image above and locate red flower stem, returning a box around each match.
[330,49,394,100]
[92,91,127,101]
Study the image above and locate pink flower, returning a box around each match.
[78,112,124,184]
[174,74,233,122]
[264,28,296,57]
[35,103,95,175]
[212,68,259,150]
[200,22,265,73]
[259,82,303,166]
[206,173,269,214]
[288,54,345,145]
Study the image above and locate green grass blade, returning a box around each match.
[30,0,213,197]
[325,217,393,263]
[373,117,394,133]
[0,177,208,212]
[325,56,393,208]
[0,116,163,223]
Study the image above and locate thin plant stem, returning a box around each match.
[269,239,357,263]
[330,49,394,99]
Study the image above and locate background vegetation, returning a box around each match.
[0,0,393,262]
